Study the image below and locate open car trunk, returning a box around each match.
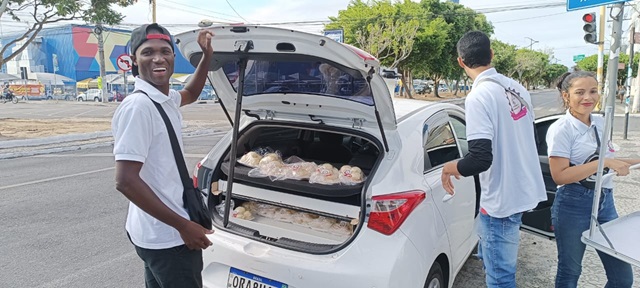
[208,122,382,253]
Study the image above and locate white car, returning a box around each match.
[77,88,110,102]
[176,26,554,288]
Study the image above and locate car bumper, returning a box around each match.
[202,227,429,288]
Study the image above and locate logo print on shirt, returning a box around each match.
[505,88,527,120]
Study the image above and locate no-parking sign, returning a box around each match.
[116,54,133,72]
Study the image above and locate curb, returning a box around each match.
[0,131,112,149]
[0,142,114,160]
[0,129,228,160]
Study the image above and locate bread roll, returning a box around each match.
[239,151,262,167]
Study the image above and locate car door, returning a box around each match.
[422,110,476,267]
[521,114,562,239]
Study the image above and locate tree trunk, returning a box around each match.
[452,78,460,96]
[402,71,413,99]
[434,78,442,98]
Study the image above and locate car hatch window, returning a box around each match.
[221,58,374,105]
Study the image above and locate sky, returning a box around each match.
[0,0,635,68]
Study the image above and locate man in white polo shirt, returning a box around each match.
[440,31,546,287]
[112,23,214,287]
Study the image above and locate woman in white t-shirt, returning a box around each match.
[547,71,639,288]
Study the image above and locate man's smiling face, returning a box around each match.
[133,32,175,93]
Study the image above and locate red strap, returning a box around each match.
[146,34,170,41]
[480,207,488,215]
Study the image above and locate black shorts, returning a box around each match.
[129,233,203,288]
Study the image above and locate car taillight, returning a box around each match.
[367,190,426,235]
[193,161,202,188]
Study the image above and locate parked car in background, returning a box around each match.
[414,83,432,94]
[437,83,449,92]
[46,93,76,101]
[77,89,111,102]
[198,89,218,102]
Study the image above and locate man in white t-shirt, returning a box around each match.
[440,31,546,287]
[112,23,214,287]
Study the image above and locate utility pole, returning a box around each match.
[597,5,606,99]
[525,37,539,49]
[624,24,634,140]
[151,0,156,23]
[632,1,640,113]
[95,24,107,103]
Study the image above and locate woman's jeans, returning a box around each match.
[551,183,633,288]
[477,212,523,288]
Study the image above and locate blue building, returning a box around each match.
[1,24,196,82]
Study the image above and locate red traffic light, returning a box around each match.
[583,13,595,23]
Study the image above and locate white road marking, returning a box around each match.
[0,167,114,191]
[72,109,98,117]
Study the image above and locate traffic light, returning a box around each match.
[583,12,598,44]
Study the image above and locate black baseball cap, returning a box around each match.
[128,23,174,76]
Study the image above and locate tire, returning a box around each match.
[424,262,445,288]
[12,96,18,104]
[47,96,53,100]
[78,97,84,102]
[94,97,100,102]
[21,96,27,101]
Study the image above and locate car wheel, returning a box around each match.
[94,97,100,102]
[78,97,83,102]
[424,262,444,288]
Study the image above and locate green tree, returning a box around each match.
[513,48,549,89]
[326,0,421,97]
[576,53,639,86]
[326,0,419,69]
[543,63,569,88]
[576,54,598,72]
[491,39,517,76]
[410,0,493,97]
[0,0,134,67]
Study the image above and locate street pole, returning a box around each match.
[591,3,624,238]
[624,25,635,140]
[597,5,606,110]
[525,37,538,49]
[124,71,128,97]
[152,0,156,23]
[96,24,107,103]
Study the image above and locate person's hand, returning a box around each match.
[441,161,460,195]
[197,29,214,55]
[605,158,630,176]
[178,221,214,250]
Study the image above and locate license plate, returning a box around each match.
[227,267,288,288]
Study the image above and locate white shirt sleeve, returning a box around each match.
[465,91,494,141]
[547,122,572,159]
[112,100,154,163]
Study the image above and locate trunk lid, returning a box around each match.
[174,25,397,132]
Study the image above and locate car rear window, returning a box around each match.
[221,59,374,105]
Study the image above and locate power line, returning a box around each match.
[156,3,236,24]
[163,0,244,21]
[493,11,567,24]
[225,0,248,23]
